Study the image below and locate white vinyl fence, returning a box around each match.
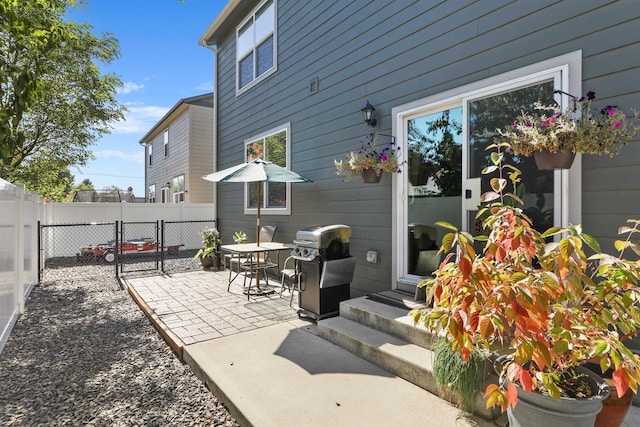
[0,188,215,355]
[0,180,43,354]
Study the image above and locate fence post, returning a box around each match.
[37,220,41,284]
[160,220,165,273]
[115,221,120,279]
[15,184,25,314]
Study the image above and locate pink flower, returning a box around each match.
[612,121,622,128]
[381,154,389,161]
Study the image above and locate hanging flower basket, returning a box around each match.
[533,150,576,170]
[360,168,382,183]
[334,132,402,181]
[496,91,639,159]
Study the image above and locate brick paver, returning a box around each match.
[124,269,302,350]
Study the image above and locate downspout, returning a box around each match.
[138,139,148,203]
[202,43,218,224]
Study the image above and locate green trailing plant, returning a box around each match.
[412,140,640,412]
[194,227,220,259]
[433,338,485,414]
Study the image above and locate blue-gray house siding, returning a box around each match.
[201,0,640,297]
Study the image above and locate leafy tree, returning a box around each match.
[408,110,462,196]
[0,0,125,193]
[9,156,74,201]
[64,177,94,202]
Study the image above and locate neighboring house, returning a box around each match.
[199,1,640,298]
[139,93,214,204]
[73,188,141,203]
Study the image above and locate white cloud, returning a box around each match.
[117,81,145,94]
[110,103,169,134]
[94,149,145,164]
[195,80,214,91]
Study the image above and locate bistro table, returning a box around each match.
[220,242,291,299]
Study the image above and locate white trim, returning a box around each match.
[235,0,278,96]
[392,50,582,290]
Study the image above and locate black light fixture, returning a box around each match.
[361,100,377,128]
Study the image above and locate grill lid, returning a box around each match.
[294,224,351,249]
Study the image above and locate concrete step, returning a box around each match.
[317,315,440,395]
[318,294,501,420]
[338,291,436,349]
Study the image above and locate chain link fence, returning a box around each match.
[39,220,217,280]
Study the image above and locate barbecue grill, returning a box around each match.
[290,225,356,320]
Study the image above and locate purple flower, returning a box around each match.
[586,91,596,100]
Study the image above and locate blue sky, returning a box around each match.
[69,0,227,193]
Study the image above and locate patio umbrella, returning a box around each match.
[202,158,313,288]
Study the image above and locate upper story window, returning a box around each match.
[244,123,291,215]
[164,128,169,157]
[236,0,276,92]
[172,174,185,203]
[148,144,153,166]
[148,184,156,203]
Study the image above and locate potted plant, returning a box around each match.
[194,227,220,269]
[334,132,402,182]
[496,91,639,169]
[233,230,247,244]
[412,141,640,427]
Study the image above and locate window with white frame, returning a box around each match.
[172,175,185,203]
[148,143,153,166]
[236,0,276,92]
[148,184,156,203]
[161,186,169,204]
[244,123,290,214]
[164,128,169,157]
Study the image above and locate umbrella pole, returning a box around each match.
[255,183,261,289]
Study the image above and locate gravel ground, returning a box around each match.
[0,264,238,426]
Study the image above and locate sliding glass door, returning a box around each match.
[395,64,576,290]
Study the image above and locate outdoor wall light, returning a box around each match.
[361,100,377,128]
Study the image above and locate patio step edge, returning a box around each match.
[338,293,436,349]
[318,300,501,421]
[317,315,440,395]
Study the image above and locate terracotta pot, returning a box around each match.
[533,150,576,170]
[361,168,382,183]
[200,256,214,268]
[595,378,633,427]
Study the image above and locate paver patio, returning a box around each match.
[124,268,306,356]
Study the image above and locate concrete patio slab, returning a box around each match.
[124,270,640,427]
[184,321,491,427]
